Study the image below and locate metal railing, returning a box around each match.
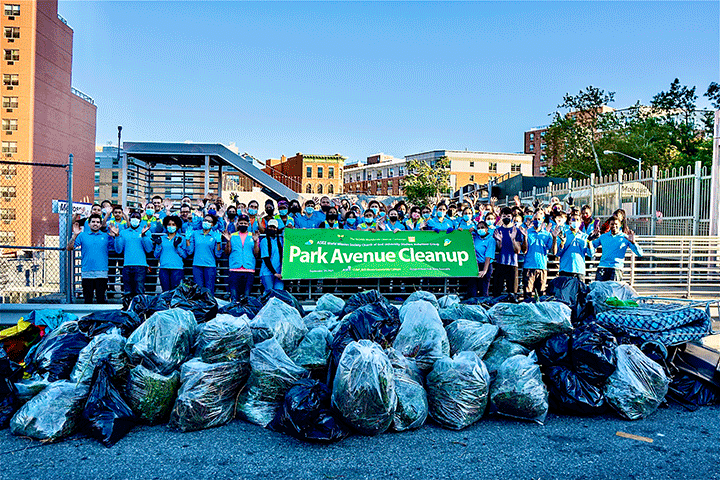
[71,87,95,105]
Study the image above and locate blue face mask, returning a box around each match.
[378,211,386,218]
[167,226,177,234]
[371,207,379,215]
[532,220,540,228]
[365,217,374,224]
[279,209,288,216]
[145,208,154,216]
[207,209,216,216]
[438,211,446,218]
[524,215,532,222]
[202,221,212,230]
[347,217,357,225]
[463,214,471,222]
[306,206,315,215]
[423,213,431,219]
[248,208,258,216]
[478,228,488,236]
[130,218,141,228]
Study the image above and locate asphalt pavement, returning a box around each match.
[1,403,718,480]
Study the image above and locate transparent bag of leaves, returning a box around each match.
[14,375,51,404]
[10,380,88,442]
[426,352,489,430]
[316,293,345,315]
[439,303,490,326]
[437,294,461,309]
[170,358,248,432]
[490,352,549,424]
[445,320,499,358]
[249,298,308,356]
[483,337,529,375]
[403,291,439,309]
[124,308,197,375]
[386,348,427,432]
[124,364,180,425]
[237,338,309,427]
[604,344,669,420]
[303,310,340,333]
[70,329,128,387]
[488,302,572,346]
[195,314,254,364]
[292,325,334,372]
[331,340,396,435]
[393,301,449,373]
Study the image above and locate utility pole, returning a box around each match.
[709,111,720,236]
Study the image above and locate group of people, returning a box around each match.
[68,193,642,304]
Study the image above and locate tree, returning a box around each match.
[705,82,720,109]
[545,86,616,177]
[402,157,450,206]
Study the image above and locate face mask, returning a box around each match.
[248,208,258,216]
[279,209,288,216]
[265,207,274,215]
[227,212,236,219]
[238,225,248,233]
[463,214,471,222]
[327,214,338,222]
[103,207,111,214]
[411,213,420,219]
[438,211,446,218]
[347,218,357,225]
[145,208,154,216]
[371,207,379,215]
[306,206,315,215]
[571,221,581,229]
[130,218,141,228]
[378,211,386,218]
[289,205,300,214]
[524,215,532,222]
[202,221,212,230]
[389,216,398,222]
[423,213,431,219]
[502,217,512,225]
[364,217,374,224]
[532,220,540,228]
[486,218,495,224]
[167,226,177,234]
[321,205,331,213]
[478,228,488,236]
[515,221,522,227]
[267,229,277,237]
[207,209,216,216]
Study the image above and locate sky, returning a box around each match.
[58,1,719,165]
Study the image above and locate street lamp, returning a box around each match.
[568,169,590,178]
[117,126,122,165]
[604,150,641,175]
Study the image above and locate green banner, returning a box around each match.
[282,229,479,280]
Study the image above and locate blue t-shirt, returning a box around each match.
[557,230,594,274]
[114,226,153,267]
[427,217,455,232]
[186,230,221,267]
[294,212,324,229]
[592,232,643,269]
[154,235,187,270]
[75,230,112,275]
[259,236,283,276]
[383,221,406,231]
[495,226,525,267]
[524,228,554,270]
[473,233,496,264]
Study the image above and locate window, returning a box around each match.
[0,208,15,221]
[306,166,312,178]
[3,74,18,86]
[511,163,522,173]
[4,5,20,16]
[316,184,323,194]
[469,161,475,167]
[540,131,547,138]
[111,186,118,197]
[539,166,548,175]
[540,154,547,163]
[328,184,334,194]
[0,185,16,199]
[541,143,546,151]
[529,144,534,152]
[356,174,360,182]
[2,119,17,131]
[94,186,99,197]
[377,170,383,179]
[2,96,17,108]
[4,27,19,39]
[488,163,497,173]
[399,167,404,176]
[4,49,18,61]
[317,166,323,179]
[0,231,15,243]
[306,184,312,194]
[328,166,334,179]
[94,172,100,183]
[0,163,15,175]
[389,169,394,177]
[1,141,16,153]
[112,171,119,182]
[469,175,474,182]
[529,133,535,141]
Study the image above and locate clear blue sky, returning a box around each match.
[59,1,719,164]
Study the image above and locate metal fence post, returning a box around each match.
[589,173,596,213]
[692,160,701,236]
[686,238,693,298]
[617,169,624,212]
[650,165,658,235]
[532,186,537,204]
[66,154,74,304]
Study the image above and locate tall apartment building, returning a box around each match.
[1,0,96,246]
[524,126,549,176]
[94,145,121,202]
[344,153,406,196]
[264,153,345,196]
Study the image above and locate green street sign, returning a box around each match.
[282,228,479,280]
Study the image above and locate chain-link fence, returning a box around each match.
[0,159,72,303]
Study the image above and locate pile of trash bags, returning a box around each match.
[0,282,714,447]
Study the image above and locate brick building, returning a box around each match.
[264,153,345,196]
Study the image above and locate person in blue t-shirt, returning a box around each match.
[260,219,284,291]
[382,209,406,232]
[427,203,455,233]
[67,214,115,303]
[152,215,188,292]
[522,210,556,298]
[556,212,595,279]
[112,211,153,300]
[455,207,477,232]
[468,221,495,298]
[591,216,643,282]
[343,211,358,230]
[492,207,528,296]
[295,200,324,229]
[319,207,341,229]
[185,214,223,294]
[224,214,260,300]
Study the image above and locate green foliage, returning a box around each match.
[402,157,451,206]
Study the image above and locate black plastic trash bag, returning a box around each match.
[125,294,158,321]
[668,373,720,408]
[445,320,499,358]
[0,378,18,429]
[545,366,606,415]
[536,333,572,368]
[83,360,136,447]
[331,340,396,435]
[261,289,306,317]
[124,308,197,375]
[386,348,427,432]
[426,352,489,430]
[10,380,88,442]
[14,375,50,404]
[170,359,248,432]
[338,290,391,318]
[195,314,254,364]
[249,298,308,355]
[269,378,350,443]
[316,294,345,315]
[604,345,669,420]
[403,291,439,309]
[70,329,128,386]
[572,323,617,386]
[124,365,180,425]
[393,301,449,373]
[217,296,264,320]
[488,302,572,347]
[24,321,89,381]
[328,302,401,382]
[545,276,588,320]
[438,303,491,325]
[237,338,309,427]
[483,337,530,375]
[490,353,548,424]
[169,280,219,323]
[78,310,142,338]
[292,326,334,372]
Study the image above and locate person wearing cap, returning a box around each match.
[295,200,323,229]
[276,199,295,231]
[259,198,294,233]
[260,219,284,291]
[224,214,260,299]
[111,210,153,300]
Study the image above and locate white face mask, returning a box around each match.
[571,221,581,229]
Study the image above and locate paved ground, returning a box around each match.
[1,403,718,480]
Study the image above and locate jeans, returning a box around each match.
[107,252,123,292]
[159,268,184,292]
[82,277,108,304]
[595,267,623,282]
[193,266,217,295]
[122,265,147,299]
[467,262,493,298]
[228,271,255,300]
[492,263,518,297]
[261,274,284,292]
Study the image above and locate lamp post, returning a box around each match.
[117,126,122,164]
[604,150,641,175]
